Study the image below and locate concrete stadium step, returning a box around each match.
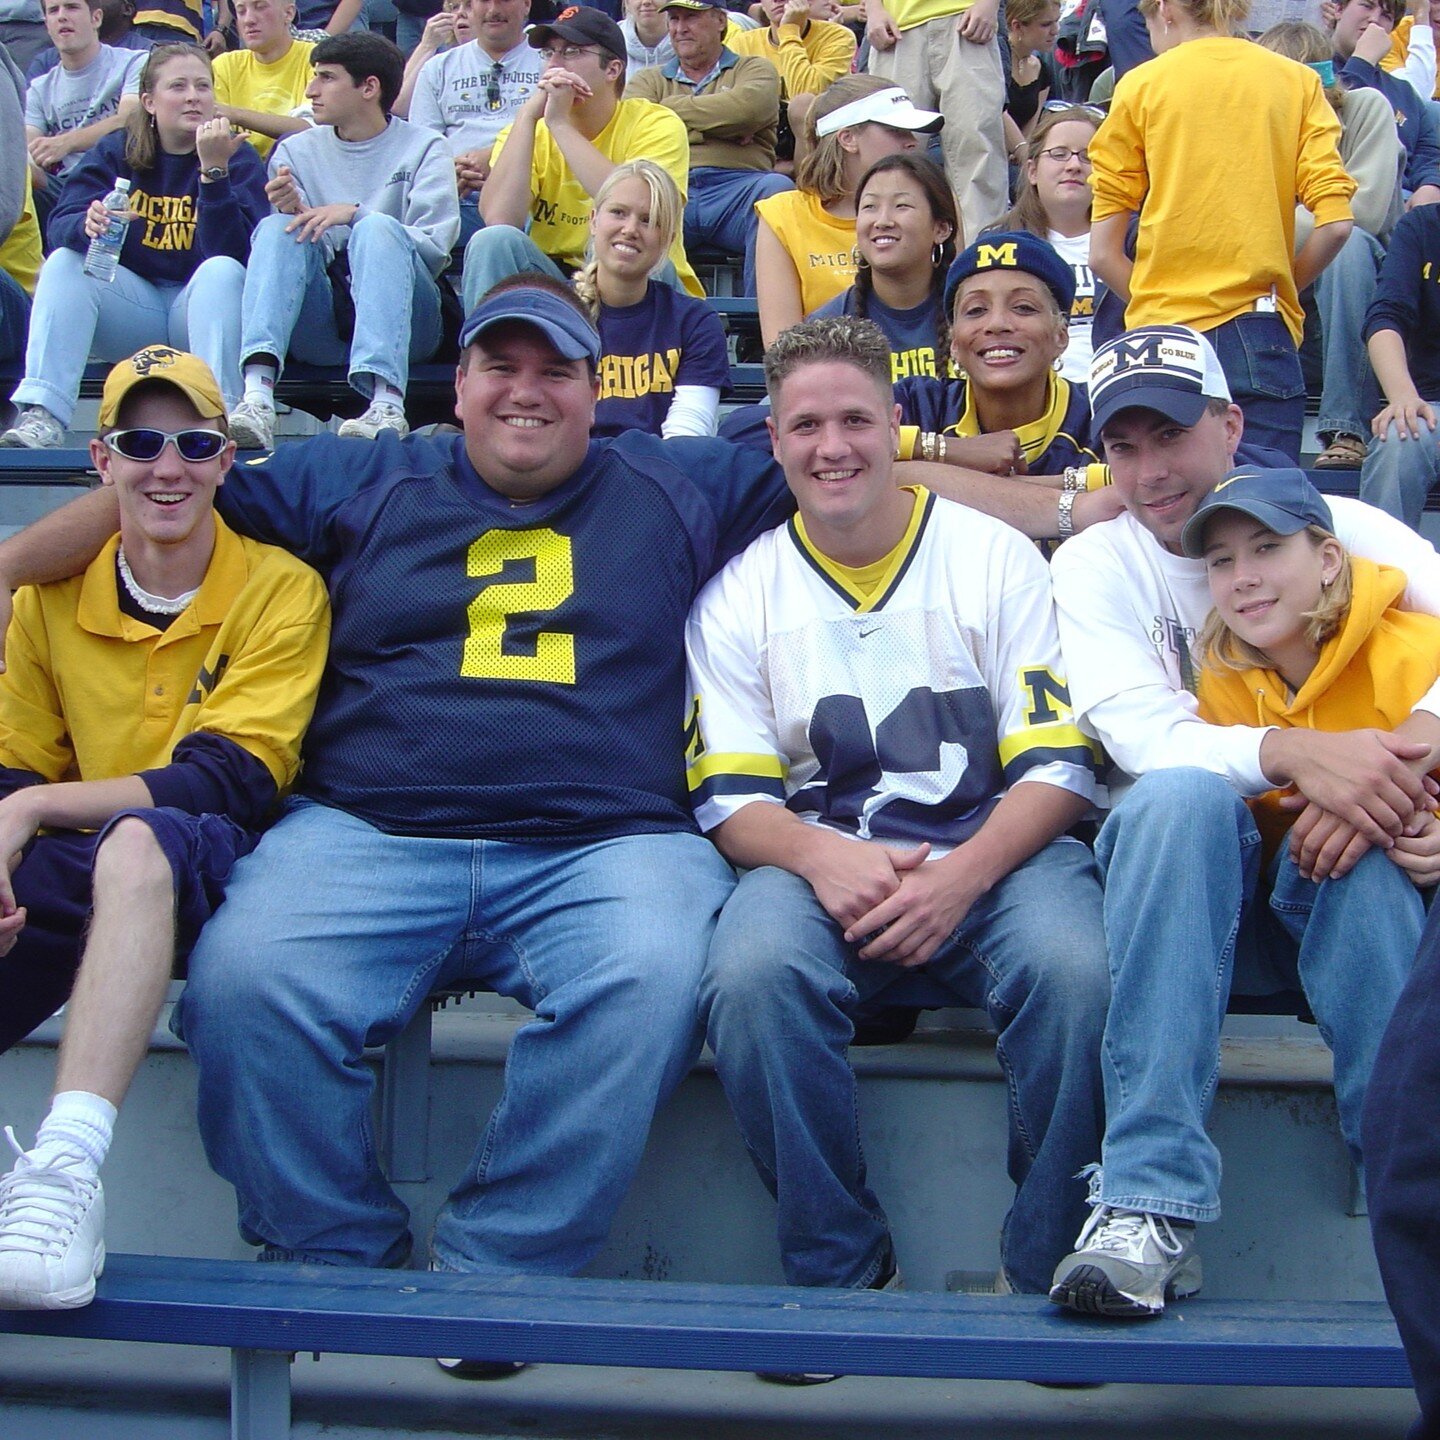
[0,996,1380,1304]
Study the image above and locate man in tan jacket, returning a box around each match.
[626,0,791,294]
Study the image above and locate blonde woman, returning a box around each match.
[574,160,729,437]
[998,102,1106,381]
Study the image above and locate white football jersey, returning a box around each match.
[685,488,1099,851]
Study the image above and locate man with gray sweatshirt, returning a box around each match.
[229,31,460,447]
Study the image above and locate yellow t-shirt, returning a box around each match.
[886,0,974,31]
[0,171,42,298]
[1089,36,1354,345]
[727,20,856,98]
[755,188,857,315]
[490,98,701,295]
[213,41,316,158]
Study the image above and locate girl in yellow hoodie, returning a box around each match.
[1186,467,1440,869]
[1182,465,1439,1196]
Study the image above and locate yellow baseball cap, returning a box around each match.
[98,346,227,429]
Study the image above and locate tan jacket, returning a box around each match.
[625,49,779,171]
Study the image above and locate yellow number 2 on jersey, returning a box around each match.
[461,528,576,684]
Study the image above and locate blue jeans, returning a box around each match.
[683,167,792,297]
[698,838,1108,1295]
[174,798,736,1272]
[1094,768,1421,1222]
[394,8,426,53]
[12,247,244,427]
[457,193,483,250]
[240,211,443,397]
[1206,310,1306,463]
[1360,418,1440,531]
[0,267,30,366]
[461,224,680,316]
[1314,227,1385,445]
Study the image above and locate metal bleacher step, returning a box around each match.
[0,992,1409,1439]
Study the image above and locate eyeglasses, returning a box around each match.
[104,427,228,462]
[1036,145,1093,165]
[540,43,600,60]
[1041,100,1107,119]
[486,60,503,109]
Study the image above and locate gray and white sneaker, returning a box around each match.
[228,398,276,451]
[1049,1204,1201,1318]
[0,406,65,449]
[337,400,409,441]
[0,1127,105,1310]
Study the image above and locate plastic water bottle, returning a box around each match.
[83,178,133,283]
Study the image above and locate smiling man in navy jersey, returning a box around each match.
[0,274,791,1376]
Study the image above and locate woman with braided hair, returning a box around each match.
[574,159,729,438]
[808,152,958,384]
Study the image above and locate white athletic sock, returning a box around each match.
[242,363,277,409]
[33,1091,117,1172]
[371,380,404,409]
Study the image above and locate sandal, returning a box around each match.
[1314,433,1368,469]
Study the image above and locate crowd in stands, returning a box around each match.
[5,0,1440,1426]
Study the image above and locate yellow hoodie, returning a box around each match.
[1197,558,1440,857]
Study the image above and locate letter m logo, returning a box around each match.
[975,241,1018,269]
[1110,333,1166,372]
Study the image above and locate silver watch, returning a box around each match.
[1057,489,1078,539]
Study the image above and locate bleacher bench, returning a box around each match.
[0,1253,1411,1440]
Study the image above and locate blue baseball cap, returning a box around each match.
[1089,324,1231,436]
[459,286,602,365]
[943,232,1076,319]
[1180,466,1335,559]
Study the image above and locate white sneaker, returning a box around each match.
[0,1127,105,1310]
[0,406,65,449]
[1048,1204,1201,1318]
[337,400,409,441]
[229,398,276,451]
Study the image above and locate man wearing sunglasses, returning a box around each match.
[0,344,330,1311]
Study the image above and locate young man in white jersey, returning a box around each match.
[686,316,1109,1343]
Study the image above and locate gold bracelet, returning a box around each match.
[920,431,934,463]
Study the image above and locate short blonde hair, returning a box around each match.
[1198,525,1354,673]
[764,315,893,404]
[1008,0,1060,25]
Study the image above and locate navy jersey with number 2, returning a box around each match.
[217,431,791,840]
